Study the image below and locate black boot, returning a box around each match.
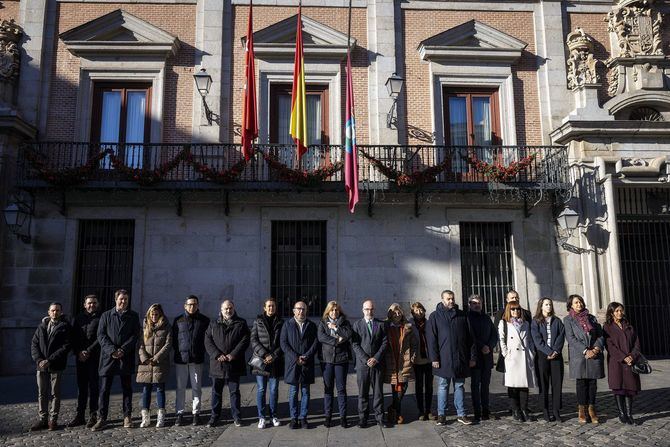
[67,413,86,427]
[624,396,637,425]
[510,398,521,421]
[614,395,627,423]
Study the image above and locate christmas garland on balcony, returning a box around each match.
[359,150,452,187]
[109,147,190,186]
[187,153,248,184]
[23,146,110,188]
[462,152,537,182]
[261,152,343,187]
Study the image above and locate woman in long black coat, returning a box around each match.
[603,302,642,425]
[317,301,353,428]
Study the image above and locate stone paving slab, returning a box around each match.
[0,360,668,446]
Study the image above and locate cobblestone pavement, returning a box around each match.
[1,360,668,446]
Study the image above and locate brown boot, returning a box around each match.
[578,405,587,424]
[30,418,48,431]
[588,405,599,424]
[396,415,404,424]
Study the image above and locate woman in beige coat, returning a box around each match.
[383,303,418,424]
[137,303,172,428]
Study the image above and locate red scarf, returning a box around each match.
[569,308,593,333]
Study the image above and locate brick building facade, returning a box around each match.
[0,0,669,374]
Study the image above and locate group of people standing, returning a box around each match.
[29,288,644,432]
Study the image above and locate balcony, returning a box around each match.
[16,142,569,193]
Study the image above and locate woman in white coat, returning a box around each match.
[499,301,536,422]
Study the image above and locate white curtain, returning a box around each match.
[448,96,467,172]
[99,91,121,169]
[472,96,493,162]
[277,94,293,165]
[125,91,146,168]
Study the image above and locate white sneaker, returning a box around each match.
[272,417,280,427]
[258,418,266,429]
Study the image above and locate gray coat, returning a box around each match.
[564,314,605,380]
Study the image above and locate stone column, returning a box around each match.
[367,0,398,144]
[192,0,227,143]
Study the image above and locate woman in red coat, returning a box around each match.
[603,302,641,425]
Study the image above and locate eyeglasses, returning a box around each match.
[294,307,306,311]
[510,308,521,311]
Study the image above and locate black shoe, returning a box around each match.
[324,416,331,428]
[289,419,299,429]
[553,411,562,423]
[206,417,218,428]
[518,410,528,423]
[543,409,551,422]
[435,415,447,426]
[357,419,367,428]
[481,409,490,421]
[90,418,106,432]
[300,418,308,429]
[192,414,201,426]
[175,414,184,427]
[67,413,85,428]
[473,411,481,423]
[512,410,522,422]
[340,417,348,428]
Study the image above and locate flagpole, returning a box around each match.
[346,0,352,54]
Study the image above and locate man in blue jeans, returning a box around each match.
[280,301,318,429]
[467,294,498,422]
[427,290,477,426]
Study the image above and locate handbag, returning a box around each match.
[631,354,652,375]
[495,352,505,373]
[248,355,268,371]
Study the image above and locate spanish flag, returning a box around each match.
[290,6,308,159]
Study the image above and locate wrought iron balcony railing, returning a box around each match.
[16,142,569,191]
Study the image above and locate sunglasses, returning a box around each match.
[510,308,521,311]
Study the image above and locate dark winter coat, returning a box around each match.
[318,316,353,365]
[426,303,476,379]
[530,316,565,357]
[564,314,605,380]
[280,318,319,385]
[351,318,388,369]
[468,310,497,370]
[97,308,141,376]
[71,311,101,363]
[172,311,210,364]
[205,314,250,379]
[250,314,284,377]
[31,316,72,372]
[603,320,641,392]
[137,320,172,384]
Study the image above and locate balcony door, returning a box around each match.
[91,83,152,169]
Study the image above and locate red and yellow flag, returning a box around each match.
[241,1,258,161]
[290,6,308,159]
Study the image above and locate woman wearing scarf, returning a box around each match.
[250,298,284,429]
[564,294,605,424]
[410,302,433,421]
[317,301,353,428]
[383,303,418,424]
[603,302,641,425]
[499,301,536,422]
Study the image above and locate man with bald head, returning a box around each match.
[280,301,318,429]
[205,300,250,428]
[351,299,388,428]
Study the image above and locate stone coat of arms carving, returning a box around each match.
[606,0,663,58]
[566,28,600,90]
[0,19,22,83]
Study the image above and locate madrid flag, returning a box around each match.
[344,52,358,213]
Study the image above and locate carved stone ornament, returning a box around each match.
[566,28,600,90]
[0,19,22,82]
[605,0,663,58]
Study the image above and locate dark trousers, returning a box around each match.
[357,365,384,421]
[98,374,132,420]
[576,378,597,406]
[537,355,563,413]
[508,387,529,411]
[390,382,408,414]
[323,362,348,418]
[470,367,492,413]
[211,378,241,421]
[413,363,433,414]
[75,359,99,416]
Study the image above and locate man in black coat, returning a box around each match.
[280,300,318,429]
[427,290,476,426]
[30,302,72,431]
[467,294,498,422]
[205,300,250,428]
[68,295,101,428]
[92,289,141,431]
[351,299,388,428]
[172,295,210,426]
